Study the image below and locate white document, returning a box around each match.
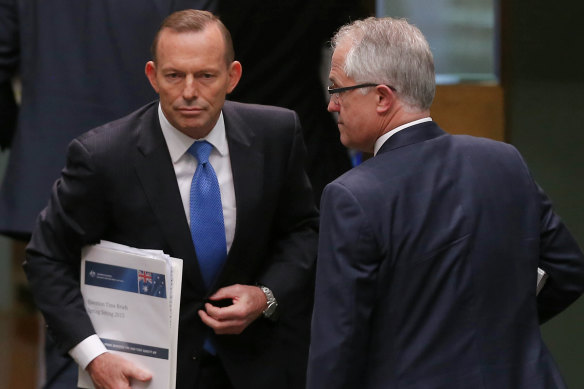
[78,241,183,389]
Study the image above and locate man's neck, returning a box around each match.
[385,109,430,134]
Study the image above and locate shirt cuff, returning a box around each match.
[68,335,108,370]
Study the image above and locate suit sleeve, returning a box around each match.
[0,0,19,149]
[256,112,319,318]
[536,182,584,323]
[307,181,380,389]
[24,138,108,353]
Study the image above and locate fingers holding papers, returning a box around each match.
[87,352,152,389]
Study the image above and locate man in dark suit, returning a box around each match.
[24,10,317,389]
[1,3,218,387]
[307,17,584,389]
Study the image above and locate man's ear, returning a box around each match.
[227,61,242,93]
[376,85,395,114]
[145,61,159,93]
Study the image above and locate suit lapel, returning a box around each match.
[133,103,206,295]
[221,101,264,273]
[377,121,447,155]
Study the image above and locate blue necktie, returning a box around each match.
[187,141,227,290]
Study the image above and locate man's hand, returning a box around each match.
[86,352,152,389]
[198,284,267,334]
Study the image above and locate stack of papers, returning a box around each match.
[78,241,183,389]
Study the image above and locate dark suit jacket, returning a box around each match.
[0,0,218,239]
[24,100,319,389]
[307,121,584,389]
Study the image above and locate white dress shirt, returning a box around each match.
[157,104,236,251]
[69,104,237,369]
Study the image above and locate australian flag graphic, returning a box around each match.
[138,270,167,298]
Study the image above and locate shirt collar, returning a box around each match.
[373,117,432,156]
[158,103,228,163]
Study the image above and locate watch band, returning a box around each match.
[259,285,278,319]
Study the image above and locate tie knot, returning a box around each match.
[188,141,213,164]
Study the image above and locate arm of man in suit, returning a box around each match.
[0,0,19,149]
[535,182,584,323]
[307,181,379,389]
[24,138,152,387]
[200,109,318,333]
[252,111,319,321]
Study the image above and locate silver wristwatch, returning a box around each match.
[259,285,278,319]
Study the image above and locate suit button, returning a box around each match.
[192,355,197,360]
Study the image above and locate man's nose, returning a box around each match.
[183,76,198,100]
[327,98,339,113]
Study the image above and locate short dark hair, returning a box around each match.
[150,10,234,65]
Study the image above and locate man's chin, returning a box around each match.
[179,121,217,138]
[339,134,351,149]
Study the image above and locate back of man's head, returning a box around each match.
[332,17,435,112]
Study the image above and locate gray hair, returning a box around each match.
[332,17,435,111]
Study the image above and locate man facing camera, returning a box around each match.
[307,16,584,389]
[24,10,318,389]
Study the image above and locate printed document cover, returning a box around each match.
[78,241,183,389]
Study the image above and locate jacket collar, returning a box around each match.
[377,121,447,155]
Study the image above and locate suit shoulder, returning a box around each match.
[450,133,523,161]
[324,162,380,198]
[223,100,302,146]
[451,133,514,150]
[76,101,157,144]
[68,101,159,164]
[224,100,298,121]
